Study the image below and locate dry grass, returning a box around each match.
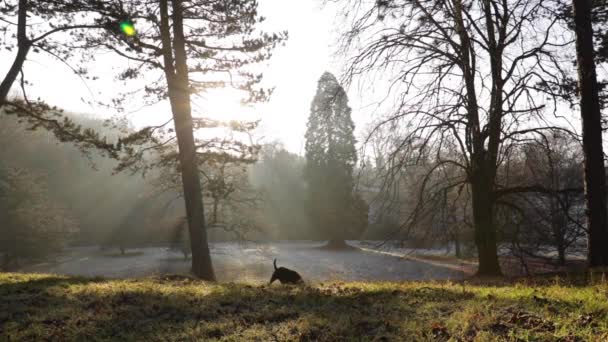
[1,272,608,341]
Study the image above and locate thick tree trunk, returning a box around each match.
[171,0,215,280]
[159,0,215,280]
[0,0,29,104]
[454,0,501,275]
[471,177,502,276]
[572,0,608,267]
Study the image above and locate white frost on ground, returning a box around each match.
[21,241,465,283]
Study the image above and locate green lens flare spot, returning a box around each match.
[120,22,136,36]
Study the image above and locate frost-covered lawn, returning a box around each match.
[21,241,466,282]
[1,273,607,341]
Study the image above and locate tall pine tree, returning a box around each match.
[304,72,367,249]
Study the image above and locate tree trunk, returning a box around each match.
[555,225,566,266]
[558,245,566,266]
[454,232,462,258]
[212,198,219,225]
[572,0,608,267]
[454,0,501,275]
[0,46,29,104]
[549,198,567,266]
[471,177,502,276]
[159,0,215,280]
[171,0,215,280]
[552,203,567,266]
[0,0,29,104]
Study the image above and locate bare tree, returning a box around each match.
[496,133,585,268]
[338,0,574,275]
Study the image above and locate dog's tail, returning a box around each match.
[273,258,277,270]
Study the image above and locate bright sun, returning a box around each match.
[191,88,258,123]
[189,88,263,144]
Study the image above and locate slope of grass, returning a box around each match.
[1,272,607,341]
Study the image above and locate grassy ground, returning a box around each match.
[1,273,608,341]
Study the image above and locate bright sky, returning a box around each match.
[256,0,344,154]
[4,1,584,158]
[0,0,365,154]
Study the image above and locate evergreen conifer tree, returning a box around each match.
[304,72,368,248]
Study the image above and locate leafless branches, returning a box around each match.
[337,0,579,273]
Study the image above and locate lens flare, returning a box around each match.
[120,22,136,37]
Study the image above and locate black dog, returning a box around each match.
[269,258,303,285]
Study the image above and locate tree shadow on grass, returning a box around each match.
[1,273,603,341]
[465,270,608,288]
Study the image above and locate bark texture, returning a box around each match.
[572,0,608,267]
[159,0,215,280]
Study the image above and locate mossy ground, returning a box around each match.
[1,272,607,341]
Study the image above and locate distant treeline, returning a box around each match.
[0,112,380,266]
